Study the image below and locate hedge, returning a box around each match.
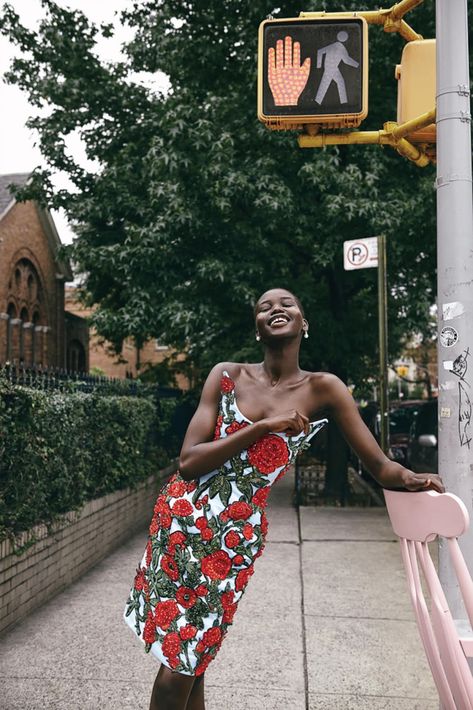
[0,380,184,542]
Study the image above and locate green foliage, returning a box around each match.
[2,1,467,384]
[0,380,181,541]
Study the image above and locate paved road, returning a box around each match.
[0,470,437,709]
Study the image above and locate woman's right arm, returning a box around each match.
[178,363,309,480]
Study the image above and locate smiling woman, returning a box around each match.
[123,286,444,710]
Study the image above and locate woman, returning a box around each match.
[124,287,443,710]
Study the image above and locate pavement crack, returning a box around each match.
[297,505,310,710]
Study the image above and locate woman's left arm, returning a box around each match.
[323,375,444,492]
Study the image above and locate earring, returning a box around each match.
[256,334,261,342]
[303,330,309,339]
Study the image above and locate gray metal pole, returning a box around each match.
[377,234,389,453]
[436,0,473,616]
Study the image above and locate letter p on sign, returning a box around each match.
[343,236,378,271]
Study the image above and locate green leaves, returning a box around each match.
[0,0,453,385]
[0,381,179,542]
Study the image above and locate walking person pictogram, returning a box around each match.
[315,30,359,105]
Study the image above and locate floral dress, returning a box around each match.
[123,371,327,676]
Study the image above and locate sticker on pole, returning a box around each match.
[439,326,459,348]
[343,237,378,270]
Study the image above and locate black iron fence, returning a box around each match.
[0,362,180,399]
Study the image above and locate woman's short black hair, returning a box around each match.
[253,288,305,318]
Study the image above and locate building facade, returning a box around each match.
[0,173,89,370]
[65,286,188,388]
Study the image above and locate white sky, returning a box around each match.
[0,0,169,244]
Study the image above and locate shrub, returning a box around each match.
[0,380,181,542]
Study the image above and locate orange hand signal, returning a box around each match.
[268,36,311,107]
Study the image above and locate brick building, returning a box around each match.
[65,286,189,387]
[0,173,89,370]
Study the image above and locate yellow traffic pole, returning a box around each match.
[390,0,425,19]
[388,108,436,139]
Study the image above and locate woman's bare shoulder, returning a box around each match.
[306,371,347,398]
[305,370,338,386]
[212,362,260,379]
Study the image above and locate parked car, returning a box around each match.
[405,399,438,473]
[388,400,423,466]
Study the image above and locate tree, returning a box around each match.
[0,0,448,387]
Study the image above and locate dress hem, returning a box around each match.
[122,609,197,676]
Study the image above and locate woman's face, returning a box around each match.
[254,288,307,342]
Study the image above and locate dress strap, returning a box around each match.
[220,370,235,395]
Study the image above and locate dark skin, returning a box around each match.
[150,287,444,710]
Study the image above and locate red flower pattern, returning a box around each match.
[161,554,179,582]
[220,375,234,393]
[225,420,249,435]
[124,370,326,677]
[176,587,197,609]
[168,480,187,498]
[202,626,222,647]
[162,632,182,659]
[221,591,234,609]
[248,434,289,474]
[171,499,193,517]
[214,414,224,440]
[168,531,187,551]
[195,652,213,676]
[201,550,232,580]
[235,565,254,592]
[154,600,179,630]
[145,539,152,566]
[133,566,146,591]
[223,603,238,624]
[224,530,241,548]
[143,611,156,644]
[252,486,270,508]
[242,523,254,540]
[227,501,253,520]
[179,624,197,640]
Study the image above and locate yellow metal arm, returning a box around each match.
[300,0,424,42]
[298,108,436,167]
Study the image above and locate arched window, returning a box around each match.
[19,307,29,363]
[31,311,40,365]
[6,303,16,361]
[7,258,44,326]
[67,339,86,373]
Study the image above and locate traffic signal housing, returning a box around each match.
[396,39,436,143]
[258,16,368,130]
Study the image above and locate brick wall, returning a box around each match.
[0,461,177,636]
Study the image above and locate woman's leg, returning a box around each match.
[185,673,205,710]
[149,664,196,710]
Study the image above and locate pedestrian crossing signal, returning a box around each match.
[258,16,368,130]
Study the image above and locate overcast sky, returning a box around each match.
[0,0,168,244]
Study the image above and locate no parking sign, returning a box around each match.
[343,236,378,270]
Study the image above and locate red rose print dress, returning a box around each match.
[123,371,327,676]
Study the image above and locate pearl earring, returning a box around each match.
[303,330,309,339]
[256,334,261,342]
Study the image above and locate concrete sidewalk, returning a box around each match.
[0,470,437,709]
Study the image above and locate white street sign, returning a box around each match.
[343,236,378,270]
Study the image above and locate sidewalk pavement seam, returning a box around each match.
[309,692,438,700]
[297,507,310,710]
[304,613,417,622]
[302,538,397,543]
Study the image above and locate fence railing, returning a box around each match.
[0,362,181,399]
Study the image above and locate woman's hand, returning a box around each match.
[399,468,445,493]
[260,410,310,436]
